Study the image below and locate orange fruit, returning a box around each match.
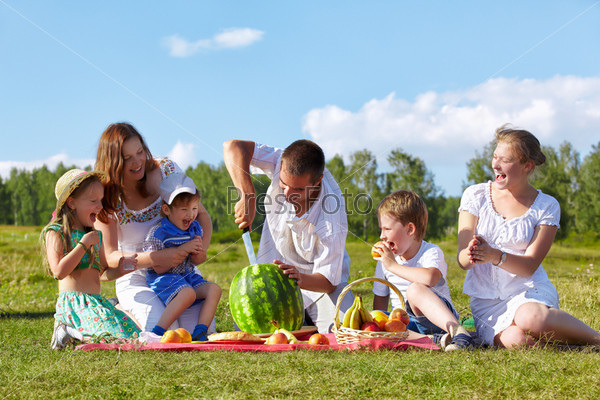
[384,319,407,332]
[308,333,330,345]
[160,330,182,343]
[175,328,192,343]
[371,241,384,258]
[370,310,388,330]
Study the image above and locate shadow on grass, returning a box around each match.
[0,309,54,319]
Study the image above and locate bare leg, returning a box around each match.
[406,283,462,336]
[195,283,222,327]
[115,303,142,330]
[495,302,600,348]
[155,287,196,329]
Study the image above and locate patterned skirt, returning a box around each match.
[55,291,141,339]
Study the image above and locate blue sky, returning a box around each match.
[2,1,599,196]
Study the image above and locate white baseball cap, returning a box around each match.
[159,173,197,205]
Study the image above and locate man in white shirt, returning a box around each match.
[223,139,354,333]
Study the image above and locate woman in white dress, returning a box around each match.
[457,124,600,348]
[94,122,214,333]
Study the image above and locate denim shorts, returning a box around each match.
[405,294,459,335]
[146,270,208,305]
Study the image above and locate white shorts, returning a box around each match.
[115,269,216,333]
[470,283,559,346]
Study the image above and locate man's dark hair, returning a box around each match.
[281,140,325,182]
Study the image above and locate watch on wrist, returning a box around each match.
[494,251,507,267]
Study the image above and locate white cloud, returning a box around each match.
[0,153,94,180]
[302,75,600,195]
[162,28,264,57]
[161,35,211,58]
[167,141,197,171]
[214,28,265,48]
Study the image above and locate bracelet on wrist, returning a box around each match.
[77,241,89,252]
[494,251,507,267]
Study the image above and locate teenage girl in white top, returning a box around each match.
[457,124,600,348]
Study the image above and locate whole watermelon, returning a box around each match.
[229,263,304,333]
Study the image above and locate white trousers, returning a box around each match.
[306,283,354,333]
[115,269,216,333]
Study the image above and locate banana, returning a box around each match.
[349,296,363,330]
[342,296,359,328]
[357,297,373,325]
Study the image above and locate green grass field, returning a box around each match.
[1,225,600,399]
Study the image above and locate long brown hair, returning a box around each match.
[95,122,157,223]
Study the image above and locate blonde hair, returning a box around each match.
[495,124,546,168]
[376,190,428,241]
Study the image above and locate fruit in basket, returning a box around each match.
[342,296,360,328]
[342,295,373,330]
[371,241,384,258]
[308,333,330,345]
[370,310,388,330]
[265,332,289,345]
[384,319,407,332]
[229,263,304,334]
[389,308,410,326]
[361,321,381,332]
[160,330,182,343]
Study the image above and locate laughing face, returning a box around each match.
[492,141,532,189]
[163,198,200,231]
[67,180,104,230]
[122,136,148,183]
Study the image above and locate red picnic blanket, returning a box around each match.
[75,332,439,352]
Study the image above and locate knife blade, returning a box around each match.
[242,227,257,265]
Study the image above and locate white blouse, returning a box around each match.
[459,182,560,300]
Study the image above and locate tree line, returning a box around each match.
[2,140,599,242]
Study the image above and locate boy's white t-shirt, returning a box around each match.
[372,240,453,310]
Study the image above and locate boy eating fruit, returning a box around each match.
[371,190,472,351]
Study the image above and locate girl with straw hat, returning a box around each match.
[41,169,141,349]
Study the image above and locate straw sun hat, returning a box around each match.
[54,169,107,211]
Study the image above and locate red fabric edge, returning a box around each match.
[76,333,439,352]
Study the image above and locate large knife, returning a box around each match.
[242,227,257,265]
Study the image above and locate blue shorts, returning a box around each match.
[146,270,208,305]
[405,294,459,335]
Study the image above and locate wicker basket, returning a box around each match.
[332,277,409,344]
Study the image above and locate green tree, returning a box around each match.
[463,141,495,189]
[575,142,600,234]
[346,150,381,241]
[385,148,448,239]
[326,154,347,184]
[32,166,58,225]
[386,148,439,199]
[532,143,579,239]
